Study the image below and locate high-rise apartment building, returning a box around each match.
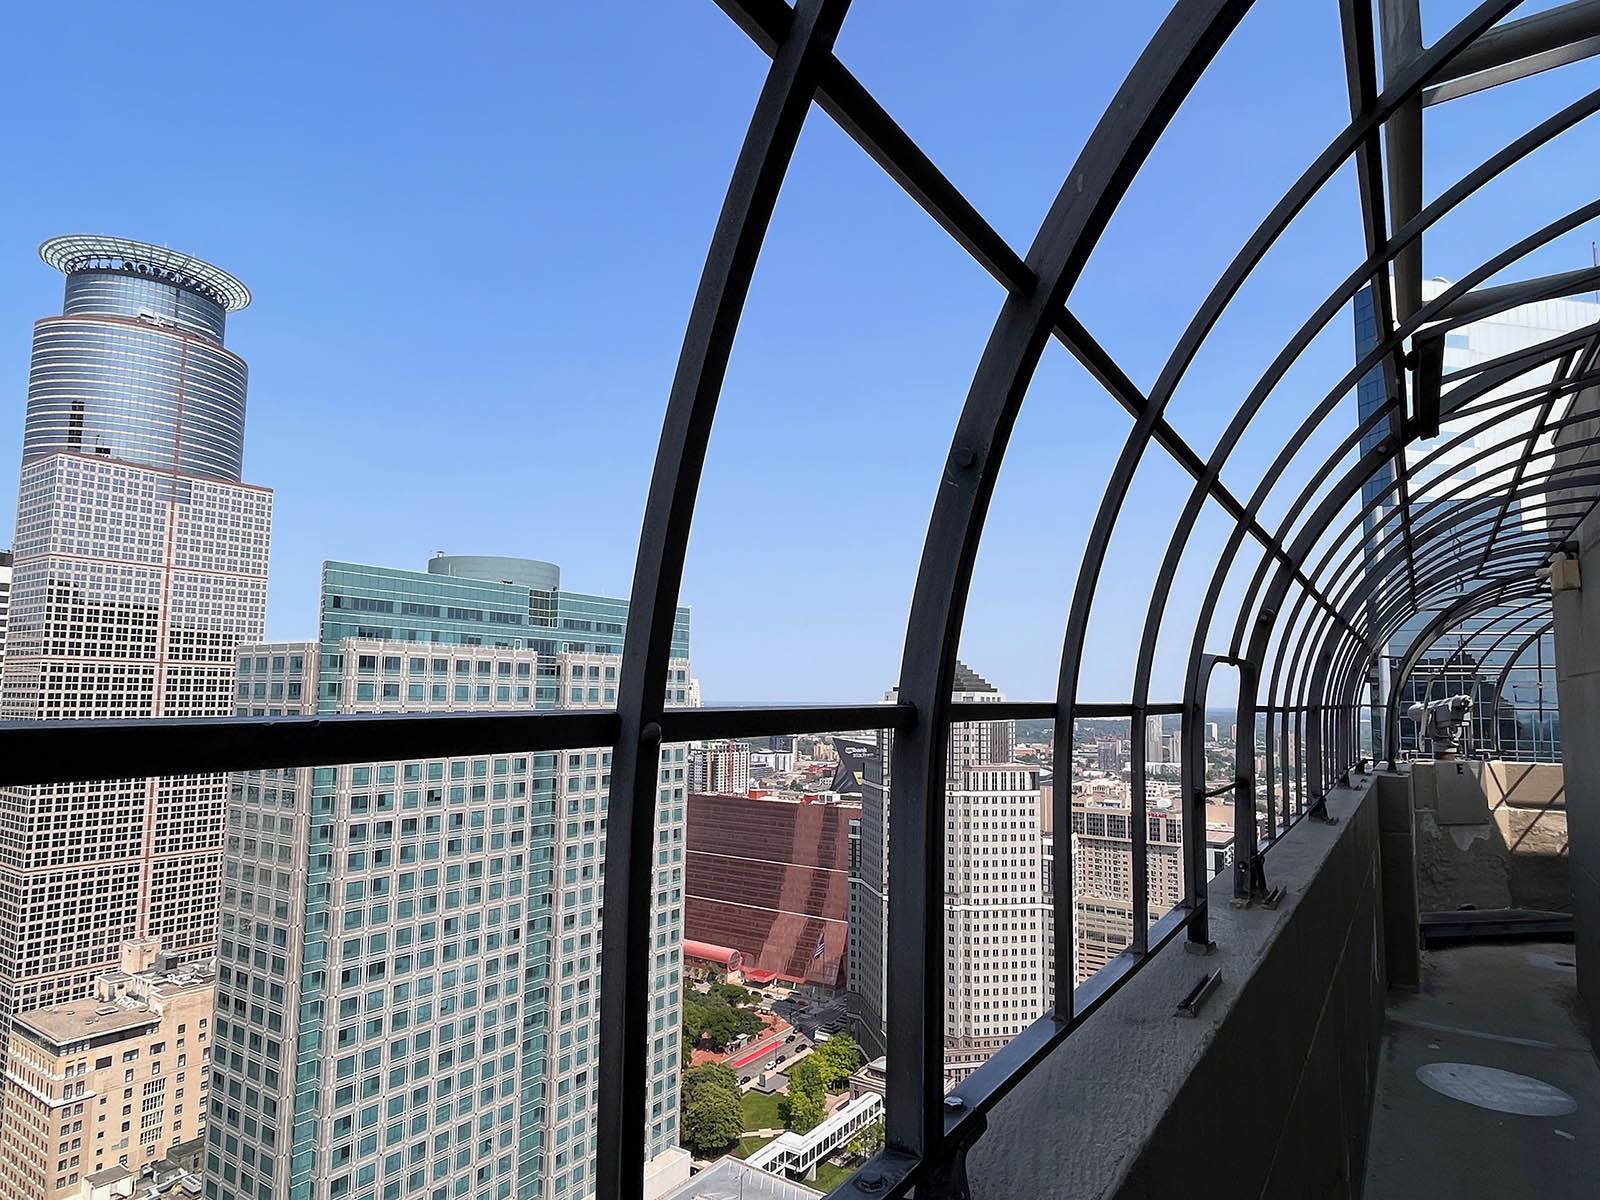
[0,238,270,1059]
[206,557,690,1200]
[0,940,214,1199]
[943,765,1047,1083]
[846,663,1037,1081]
[1067,779,1183,984]
[685,741,749,796]
[1095,739,1121,773]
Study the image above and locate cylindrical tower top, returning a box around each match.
[39,235,251,312]
[428,555,561,592]
[24,235,252,481]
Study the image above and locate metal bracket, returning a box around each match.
[1231,853,1284,910]
[1308,792,1339,825]
[1176,969,1223,1018]
[919,1112,988,1200]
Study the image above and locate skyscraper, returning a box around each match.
[208,557,690,1200]
[943,764,1047,1083]
[846,662,1041,1082]
[0,549,14,662]
[0,237,270,1055]
[1144,715,1164,765]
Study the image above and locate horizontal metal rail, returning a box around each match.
[0,697,1271,788]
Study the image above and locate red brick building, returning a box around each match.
[685,793,857,990]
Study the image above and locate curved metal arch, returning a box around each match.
[1492,621,1557,755]
[1245,411,1600,675]
[616,3,1600,1194]
[1054,0,1523,950]
[1199,199,1600,677]
[1385,581,1554,759]
[1382,577,1550,758]
[894,2,1253,1148]
[1192,80,1600,666]
[1163,70,1600,684]
[1306,515,1580,725]
[597,2,853,1194]
[1169,226,1600,836]
[1221,194,1600,670]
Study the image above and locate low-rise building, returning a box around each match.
[0,942,212,1200]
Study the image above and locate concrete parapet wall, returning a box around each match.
[1407,759,1568,913]
[970,780,1385,1200]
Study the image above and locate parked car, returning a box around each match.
[785,1034,797,1043]
[765,1059,777,1071]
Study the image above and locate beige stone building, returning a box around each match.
[0,941,213,1200]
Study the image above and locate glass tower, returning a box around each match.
[0,237,271,1185]
[210,558,690,1200]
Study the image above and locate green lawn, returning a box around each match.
[731,1135,775,1160]
[739,1089,784,1131]
[811,1162,858,1192]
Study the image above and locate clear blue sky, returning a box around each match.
[0,1,1594,703]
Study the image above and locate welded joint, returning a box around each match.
[918,1111,988,1200]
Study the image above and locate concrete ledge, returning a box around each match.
[970,779,1384,1200]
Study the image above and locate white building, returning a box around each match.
[943,764,1048,1083]
[848,663,1048,1084]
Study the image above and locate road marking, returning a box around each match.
[1392,1015,1560,1050]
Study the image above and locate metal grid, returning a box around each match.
[0,2,1597,1198]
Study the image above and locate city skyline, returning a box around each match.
[1,3,1594,705]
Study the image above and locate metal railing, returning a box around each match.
[2,1,1597,1199]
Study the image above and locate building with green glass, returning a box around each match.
[209,557,692,1200]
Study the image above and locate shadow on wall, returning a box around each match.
[1410,760,1569,913]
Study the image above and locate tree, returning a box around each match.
[787,1057,824,1100]
[682,1062,738,1109]
[711,982,754,1007]
[844,1121,885,1160]
[812,1035,859,1091]
[683,993,765,1053]
[778,1087,823,1134]
[682,1080,744,1154]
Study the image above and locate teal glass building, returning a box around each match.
[211,558,692,1200]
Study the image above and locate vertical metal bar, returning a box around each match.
[1130,704,1150,954]
[1279,706,1292,830]
[596,4,849,1197]
[1267,700,1280,838]
[1234,660,1260,900]
[1183,671,1211,946]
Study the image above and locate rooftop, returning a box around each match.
[660,1158,819,1200]
[39,234,251,312]
[16,1000,160,1047]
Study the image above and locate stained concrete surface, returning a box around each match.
[1364,941,1597,1199]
